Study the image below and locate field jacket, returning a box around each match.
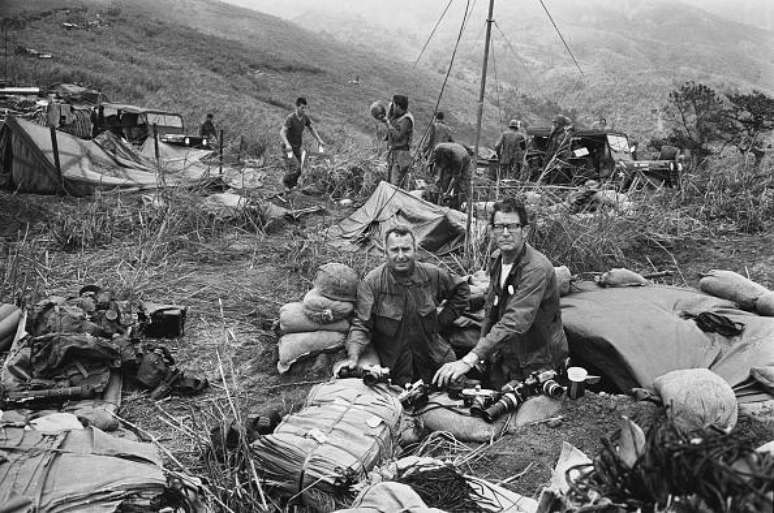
[473,245,568,380]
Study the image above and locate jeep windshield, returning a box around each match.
[607,134,633,161]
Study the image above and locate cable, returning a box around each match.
[537,0,584,76]
[413,0,456,67]
[412,0,474,162]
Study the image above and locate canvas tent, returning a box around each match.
[0,116,213,195]
[561,282,774,403]
[327,181,468,254]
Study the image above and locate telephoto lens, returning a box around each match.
[482,392,522,423]
[541,379,564,398]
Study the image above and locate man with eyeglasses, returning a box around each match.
[434,198,567,389]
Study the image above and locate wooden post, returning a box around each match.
[219,128,224,175]
[153,123,163,186]
[239,135,245,164]
[49,126,64,193]
[465,0,496,263]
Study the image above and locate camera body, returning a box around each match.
[461,385,500,416]
[336,365,391,386]
[398,379,429,410]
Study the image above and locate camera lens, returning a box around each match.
[362,372,378,386]
[542,380,564,398]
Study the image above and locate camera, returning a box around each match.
[461,385,500,417]
[336,365,391,386]
[398,379,429,410]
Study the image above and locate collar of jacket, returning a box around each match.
[384,261,429,287]
[491,244,528,287]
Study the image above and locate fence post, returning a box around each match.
[153,123,164,187]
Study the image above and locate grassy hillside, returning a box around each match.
[268,0,774,143]
[2,0,502,154]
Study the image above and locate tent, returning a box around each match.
[561,282,774,403]
[327,181,468,254]
[0,117,213,195]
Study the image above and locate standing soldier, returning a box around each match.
[199,113,218,147]
[380,94,414,188]
[280,97,326,191]
[421,111,454,158]
[494,119,526,180]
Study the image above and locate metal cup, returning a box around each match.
[567,366,588,400]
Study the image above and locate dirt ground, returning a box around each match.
[2,187,774,507]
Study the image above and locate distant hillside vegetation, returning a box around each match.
[272,0,774,143]
[2,0,502,153]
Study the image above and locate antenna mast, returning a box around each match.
[465,0,495,263]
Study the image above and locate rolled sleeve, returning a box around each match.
[472,265,549,359]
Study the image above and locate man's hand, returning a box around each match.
[432,359,473,388]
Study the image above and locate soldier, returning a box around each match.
[494,119,526,180]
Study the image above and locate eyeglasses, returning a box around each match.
[492,223,522,233]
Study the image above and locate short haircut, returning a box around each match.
[206,113,214,119]
[435,111,445,121]
[296,97,308,106]
[384,224,416,248]
[393,94,408,110]
[490,197,529,227]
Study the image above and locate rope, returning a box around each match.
[536,0,584,76]
[413,0,456,67]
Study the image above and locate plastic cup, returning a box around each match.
[567,366,588,400]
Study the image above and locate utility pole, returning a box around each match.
[465,0,495,263]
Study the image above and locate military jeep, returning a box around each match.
[525,127,682,188]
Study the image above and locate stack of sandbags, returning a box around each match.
[277,263,359,373]
[699,269,774,316]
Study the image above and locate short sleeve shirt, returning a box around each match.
[284,112,311,148]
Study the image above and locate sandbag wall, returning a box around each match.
[277,263,359,373]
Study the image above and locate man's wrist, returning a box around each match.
[462,352,479,367]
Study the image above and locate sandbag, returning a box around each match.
[279,302,350,334]
[303,288,354,323]
[750,366,774,395]
[653,368,738,433]
[699,270,774,315]
[251,379,402,501]
[418,393,508,443]
[334,482,445,513]
[554,266,572,296]
[0,304,22,351]
[418,393,563,443]
[277,331,346,373]
[597,268,648,287]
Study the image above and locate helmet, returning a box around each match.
[508,119,520,129]
[313,263,359,302]
[370,100,388,120]
[552,115,571,127]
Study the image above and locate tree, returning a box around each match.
[724,90,774,168]
[661,81,730,166]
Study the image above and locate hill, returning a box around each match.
[240,0,774,143]
[2,0,503,153]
